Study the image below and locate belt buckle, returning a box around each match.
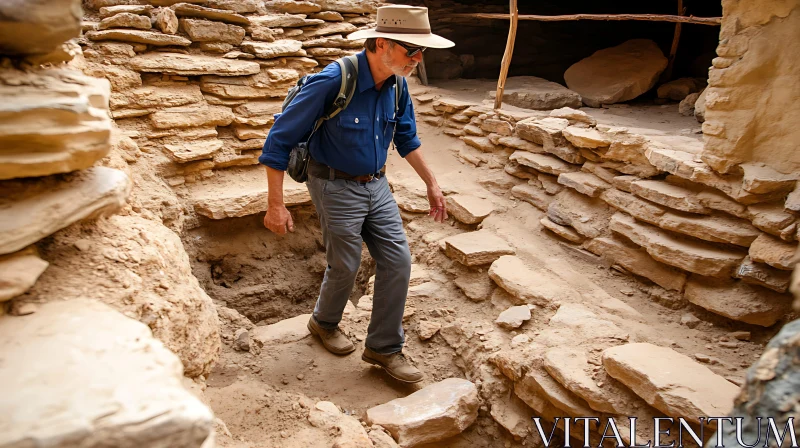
[366,173,375,182]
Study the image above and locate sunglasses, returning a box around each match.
[391,40,427,58]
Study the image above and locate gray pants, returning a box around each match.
[306,174,412,355]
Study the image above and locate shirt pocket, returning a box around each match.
[336,113,370,148]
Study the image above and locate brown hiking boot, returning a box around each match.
[307,316,355,355]
[362,347,424,383]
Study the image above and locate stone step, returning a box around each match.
[0,299,214,447]
[748,233,797,270]
[630,179,710,214]
[539,217,585,244]
[734,256,792,292]
[0,166,131,256]
[547,189,614,238]
[609,212,746,278]
[557,171,611,198]
[585,236,687,291]
[186,165,311,219]
[366,378,478,448]
[488,255,581,307]
[511,183,553,212]
[684,276,792,327]
[446,194,495,225]
[442,230,515,266]
[252,313,312,345]
[509,151,579,176]
[602,343,740,421]
[0,68,112,180]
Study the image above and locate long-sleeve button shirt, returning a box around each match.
[258,50,422,176]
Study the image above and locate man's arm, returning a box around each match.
[263,167,294,234]
[404,147,448,223]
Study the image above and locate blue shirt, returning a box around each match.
[258,50,421,176]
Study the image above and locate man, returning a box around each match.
[258,6,454,383]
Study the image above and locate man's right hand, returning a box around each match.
[264,204,294,234]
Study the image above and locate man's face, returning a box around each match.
[379,39,424,78]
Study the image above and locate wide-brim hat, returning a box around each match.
[347,5,455,49]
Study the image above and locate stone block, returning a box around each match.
[241,39,306,59]
[600,188,667,225]
[443,230,515,266]
[684,276,792,327]
[544,347,630,415]
[516,117,568,148]
[549,107,596,126]
[509,151,579,176]
[495,305,531,329]
[98,12,152,30]
[492,76,582,110]
[656,77,705,101]
[612,175,639,193]
[201,68,300,99]
[585,236,687,291]
[749,233,797,271]
[86,29,191,46]
[163,138,223,162]
[461,136,498,153]
[454,272,494,302]
[130,52,260,76]
[734,256,792,293]
[0,299,214,447]
[252,313,312,345]
[557,172,611,197]
[155,7,179,33]
[172,3,250,25]
[511,184,552,212]
[548,189,614,238]
[630,180,710,214]
[0,248,49,302]
[0,0,81,56]
[540,218,585,244]
[562,126,611,149]
[747,203,796,237]
[446,194,495,225]
[99,5,154,17]
[180,18,245,44]
[265,0,321,13]
[480,118,513,136]
[740,163,797,195]
[432,98,472,114]
[658,212,761,247]
[488,255,582,306]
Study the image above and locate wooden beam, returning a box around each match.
[494,0,518,110]
[444,12,721,25]
[661,1,685,82]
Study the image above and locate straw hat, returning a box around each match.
[347,5,454,49]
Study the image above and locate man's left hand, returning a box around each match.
[427,184,448,223]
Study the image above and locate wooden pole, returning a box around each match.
[494,0,518,110]
[661,0,685,82]
[444,12,720,26]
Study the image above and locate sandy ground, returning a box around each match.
[195,81,771,447]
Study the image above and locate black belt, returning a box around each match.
[308,158,386,183]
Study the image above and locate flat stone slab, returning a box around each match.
[557,172,611,197]
[98,12,152,30]
[443,230,515,266]
[511,184,553,212]
[0,299,214,447]
[446,194,495,225]
[241,40,305,59]
[492,136,544,153]
[602,343,740,420]
[748,233,797,270]
[684,277,792,327]
[248,14,324,28]
[0,68,112,180]
[547,189,614,238]
[516,117,569,149]
[740,162,798,195]
[99,5,154,18]
[172,3,250,25]
[734,256,792,293]
[562,126,611,149]
[586,236,687,292]
[129,52,260,76]
[544,347,626,415]
[163,138,223,162]
[488,255,582,306]
[110,84,204,112]
[462,135,499,153]
[490,76,581,110]
[252,313,312,345]
[540,217,585,243]
[150,104,234,129]
[432,98,473,113]
[0,0,81,56]
[659,211,761,247]
[366,378,479,447]
[86,29,192,46]
[550,107,596,126]
[454,272,494,302]
[179,18,245,45]
[201,69,300,99]
[509,151,579,176]
[609,212,746,278]
[496,305,531,329]
[747,203,796,236]
[0,247,49,302]
[0,167,131,256]
[630,180,710,214]
[565,39,667,107]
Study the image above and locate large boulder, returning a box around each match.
[565,39,668,107]
[0,0,82,56]
[366,378,479,447]
[0,299,214,447]
[492,76,582,110]
[21,214,220,378]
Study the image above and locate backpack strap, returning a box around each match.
[307,55,359,138]
[390,74,402,150]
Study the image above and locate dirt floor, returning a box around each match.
[182,80,773,447]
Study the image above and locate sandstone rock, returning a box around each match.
[611,175,638,193]
[417,321,441,340]
[0,167,131,255]
[600,188,666,225]
[630,179,709,214]
[493,136,544,153]
[693,88,706,122]
[496,305,531,329]
[489,255,581,306]
[86,29,191,45]
[234,328,250,351]
[130,52,260,76]
[658,212,761,247]
[543,347,628,415]
[446,194,495,225]
[110,84,203,112]
[657,77,705,101]
[603,343,741,419]
[201,68,300,99]
[150,0,205,5]
[233,100,282,126]
[749,233,797,270]
[509,151,579,176]
[317,0,380,14]
[454,272,494,302]
[252,313,312,345]
[366,378,479,447]
[547,303,630,344]
[150,103,233,130]
[302,35,364,49]
[481,118,514,136]
[488,394,532,440]
[206,0,259,13]
[155,7,179,33]
[0,299,214,447]
[511,184,553,212]
[180,18,245,44]
[747,203,796,237]
[308,401,373,447]
[171,3,250,25]
[443,230,515,266]
[610,213,746,277]
[586,236,687,291]
[734,256,792,293]
[516,117,568,148]
[740,163,797,195]
[680,313,701,328]
[540,217,585,244]
[0,248,49,302]
[0,0,81,56]
[565,39,667,107]
[694,187,747,218]
[562,126,611,149]
[241,39,306,59]
[549,107,596,126]
[557,172,611,197]
[492,76,581,110]
[23,214,220,377]
[547,189,614,238]
[310,11,343,21]
[0,68,112,180]
[98,12,152,30]
[248,14,323,28]
[301,21,357,39]
[461,136,498,153]
[163,138,223,162]
[516,367,596,418]
[98,4,154,17]
[684,276,791,327]
[265,0,321,13]
[433,98,472,114]
[679,92,701,116]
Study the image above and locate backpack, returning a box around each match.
[284,55,402,183]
